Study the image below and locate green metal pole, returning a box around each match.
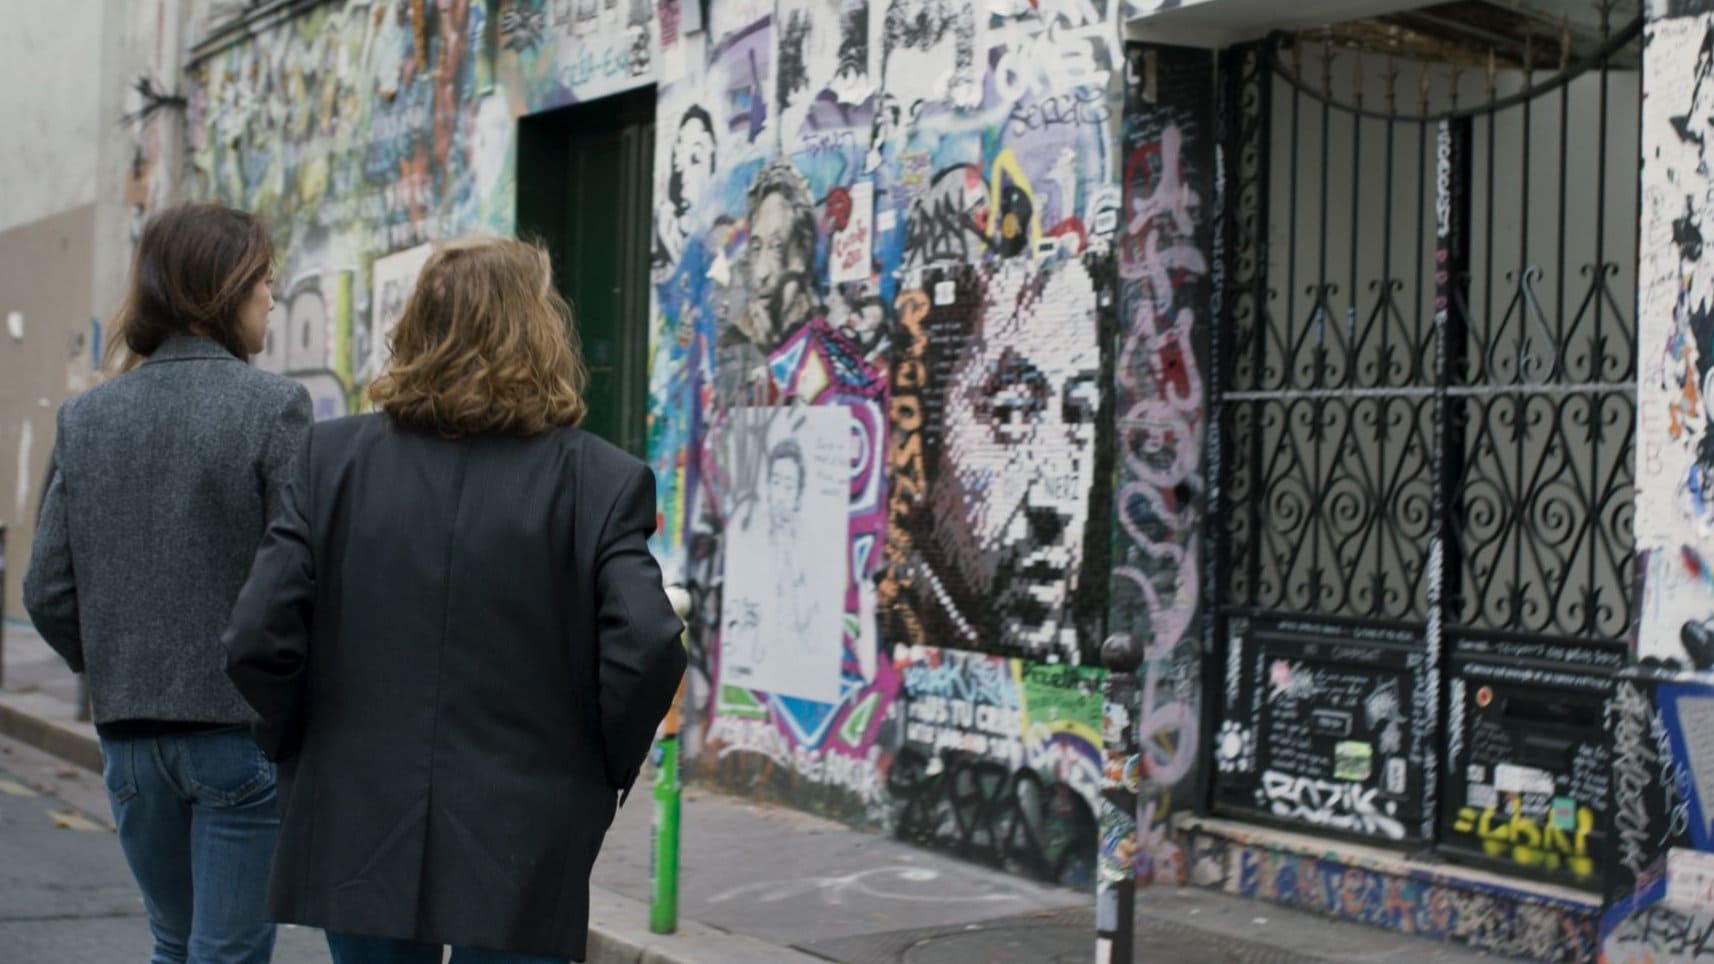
[650,585,690,935]
[649,730,680,933]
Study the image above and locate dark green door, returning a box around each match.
[517,88,654,458]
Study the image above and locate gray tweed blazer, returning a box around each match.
[23,336,312,725]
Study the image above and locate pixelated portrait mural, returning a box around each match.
[882,259,1116,666]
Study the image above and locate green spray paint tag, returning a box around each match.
[1334,741,1373,782]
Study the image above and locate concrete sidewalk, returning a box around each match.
[1,619,1500,963]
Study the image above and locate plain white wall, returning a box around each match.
[0,0,105,234]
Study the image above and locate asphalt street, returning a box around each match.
[0,732,330,963]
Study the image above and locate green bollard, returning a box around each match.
[649,728,680,934]
[651,585,691,935]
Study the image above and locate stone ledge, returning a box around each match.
[1174,813,1603,963]
[1178,814,1602,909]
[0,691,101,774]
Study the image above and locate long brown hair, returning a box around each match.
[108,202,274,372]
[367,236,588,436]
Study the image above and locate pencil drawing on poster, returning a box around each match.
[720,406,851,704]
[367,242,436,382]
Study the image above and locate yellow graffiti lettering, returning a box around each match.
[894,358,927,391]
[1460,798,1595,879]
[1453,807,1477,834]
[1478,805,1509,858]
[987,149,1044,259]
[891,395,925,435]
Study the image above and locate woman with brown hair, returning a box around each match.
[222,235,685,964]
[24,202,313,964]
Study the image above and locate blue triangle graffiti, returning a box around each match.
[768,336,809,390]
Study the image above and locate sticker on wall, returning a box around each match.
[1550,795,1578,832]
[1123,754,1143,792]
[1467,782,1496,809]
[1495,763,1556,797]
[1311,708,1353,737]
[1384,757,1408,796]
[878,0,981,107]
[1333,741,1373,782]
[1668,848,1714,912]
[1215,721,1253,774]
[829,180,874,285]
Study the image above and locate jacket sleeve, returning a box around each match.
[594,464,687,803]
[224,428,315,761]
[260,384,313,518]
[22,437,82,674]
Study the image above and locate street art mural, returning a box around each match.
[188,0,1127,885]
[640,0,1127,880]
[252,269,357,419]
[189,0,666,408]
[889,649,1104,885]
[879,257,1115,667]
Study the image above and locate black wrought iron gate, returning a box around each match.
[1209,15,1640,890]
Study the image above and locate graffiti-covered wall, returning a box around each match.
[188,0,658,406]
[1107,42,1214,887]
[187,0,1134,886]
[658,0,1126,886]
[1639,4,1714,673]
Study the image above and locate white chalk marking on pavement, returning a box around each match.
[0,779,40,798]
[707,865,1031,906]
[47,809,105,832]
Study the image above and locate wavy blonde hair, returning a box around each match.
[368,236,588,436]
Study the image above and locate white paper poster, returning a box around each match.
[720,406,851,703]
[367,242,435,382]
[830,179,874,285]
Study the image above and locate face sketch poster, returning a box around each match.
[366,242,435,382]
[720,406,850,704]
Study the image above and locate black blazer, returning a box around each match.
[222,413,685,961]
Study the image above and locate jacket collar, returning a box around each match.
[146,336,242,365]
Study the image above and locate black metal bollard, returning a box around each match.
[1096,632,1143,964]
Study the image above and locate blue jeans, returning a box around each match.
[326,932,569,964]
[100,728,279,964]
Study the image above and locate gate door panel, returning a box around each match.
[1210,16,1639,886]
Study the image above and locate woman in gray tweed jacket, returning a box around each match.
[24,202,312,964]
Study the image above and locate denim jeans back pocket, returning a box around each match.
[182,730,275,807]
[97,738,139,805]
